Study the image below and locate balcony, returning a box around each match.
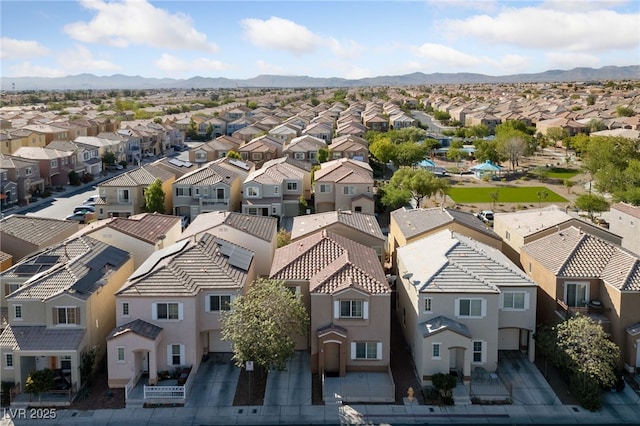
[555,299,612,332]
[200,198,228,207]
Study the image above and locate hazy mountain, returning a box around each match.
[2,66,638,91]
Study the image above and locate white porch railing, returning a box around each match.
[124,375,135,400]
[143,385,185,399]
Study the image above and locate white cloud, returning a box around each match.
[539,0,629,12]
[0,37,50,60]
[326,38,364,60]
[255,60,286,75]
[154,53,227,74]
[60,45,121,73]
[487,54,531,74]
[426,0,499,13]
[241,17,322,55]
[411,43,483,68]
[442,6,639,52]
[546,52,601,69]
[8,62,66,78]
[64,0,218,52]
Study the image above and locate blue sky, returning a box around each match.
[1,0,638,80]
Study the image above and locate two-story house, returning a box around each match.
[328,135,369,162]
[172,160,242,221]
[97,164,175,219]
[106,234,255,389]
[237,135,282,168]
[0,236,132,395]
[0,154,45,205]
[396,230,537,387]
[313,158,374,215]
[609,203,640,256]
[189,135,242,165]
[0,169,18,209]
[283,135,327,165]
[242,157,311,218]
[11,147,78,187]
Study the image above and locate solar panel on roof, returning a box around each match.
[228,159,250,170]
[14,264,43,275]
[182,161,193,167]
[215,238,252,271]
[73,269,103,294]
[168,158,184,167]
[34,255,60,264]
[129,239,189,281]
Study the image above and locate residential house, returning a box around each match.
[232,123,269,143]
[465,112,502,132]
[75,135,126,165]
[609,203,640,256]
[362,113,389,132]
[242,157,311,218]
[237,135,282,167]
[106,233,255,389]
[396,230,537,387]
[0,154,45,205]
[389,112,417,130]
[283,135,327,165]
[328,135,369,162]
[97,164,175,219]
[0,168,18,209]
[179,211,277,277]
[225,117,252,136]
[172,160,242,220]
[11,147,79,187]
[0,236,133,395]
[521,226,640,372]
[536,117,588,138]
[291,210,385,263]
[46,140,97,179]
[270,230,392,388]
[314,158,375,215]
[189,135,242,165]
[149,156,196,180]
[72,213,182,269]
[22,124,70,146]
[302,122,333,143]
[268,124,299,146]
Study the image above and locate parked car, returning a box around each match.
[83,195,100,206]
[74,205,95,214]
[65,212,87,223]
[476,210,494,226]
[105,164,123,171]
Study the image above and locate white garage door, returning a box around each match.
[209,330,232,352]
[498,329,519,350]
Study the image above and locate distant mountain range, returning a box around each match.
[2,66,639,91]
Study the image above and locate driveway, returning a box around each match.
[186,353,240,407]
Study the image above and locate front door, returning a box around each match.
[142,352,149,373]
[325,342,340,376]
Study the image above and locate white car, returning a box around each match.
[476,210,494,226]
[83,195,100,206]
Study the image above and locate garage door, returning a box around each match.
[498,329,519,350]
[209,330,232,352]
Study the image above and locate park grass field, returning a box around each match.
[448,186,568,203]
[539,167,580,180]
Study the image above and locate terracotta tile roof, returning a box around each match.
[270,230,389,295]
[0,325,85,351]
[0,215,79,246]
[291,210,384,241]
[107,319,162,341]
[117,233,253,297]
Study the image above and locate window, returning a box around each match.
[246,187,259,197]
[117,189,130,203]
[154,302,181,320]
[502,292,527,310]
[274,186,279,195]
[343,186,355,195]
[309,152,317,161]
[565,282,588,307]
[456,298,484,318]
[251,153,262,160]
[195,152,207,161]
[51,159,58,168]
[13,305,22,320]
[116,347,125,363]
[294,152,305,160]
[208,295,231,312]
[432,343,441,359]
[54,307,79,325]
[353,342,380,359]
[175,187,191,197]
[122,302,129,317]
[424,298,433,313]
[25,167,32,176]
[5,353,13,369]
[333,152,342,159]
[194,187,201,197]
[216,188,225,200]
[168,344,184,366]
[505,231,510,241]
[340,300,363,318]
[60,356,71,370]
[319,184,331,193]
[286,182,298,191]
[472,341,484,363]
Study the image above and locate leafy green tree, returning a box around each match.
[276,228,291,248]
[387,168,440,208]
[586,118,606,134]
[466,124,491,139]
[101,151,117,167]
[379,183,411,210]
[431,372,456,405]
[390,127,426,144]
[369,136,396,174]
[226,150,242,160]
[433,110,451,122]
[546,127,569,150]
[563,179,575,194]
[394,142,429,168]
[489,190,499,209]
[186,117,198,140]
[474,140,501,164]
[536,190,549,208]
[144,178,165,214]
[574,193,609,221]
[25,369,54,403]
[317,147,331,163]
[221,278,309,371]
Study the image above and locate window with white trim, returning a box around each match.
[456,298,485,318]
[194,187,201,197]
[273,186,279,195]
[294,152,305,160]
[116,346,126,363]
[168,344,185,366]
[502,291,528,310]
[424,298,433,313]
[54,306,79,325]
[60,355,71,370]
[343,186,355,195]
[351,342,381,360]
[51,159,58,168]
[340,300,363,318]
[13,305,22,320]
[246,187,259,197]
[122,302,129,317]
[153,302,182,320]
[319,184,331,193]
[5,353,13,369]
[175,187,191,197]
[208,295,231,312]
[286,182,298,191]
[25,167,32,176]
[432,343,441,359]
[472,340,484,363]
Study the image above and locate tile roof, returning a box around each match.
[107,319,163,341]
[100,164,174,187]
[175,161,238,186]
[79,213,180,245]
[0,325,85,351]
[0,215,79,246]
[523,226,640,291]
[391,207,498,241]
[419,315,472,338]
[270,230,389,295]
[397,229,534,294]
[117,233,253,297]
[291,210,384,241]
[182,211,277,243]
[314,158,373,183]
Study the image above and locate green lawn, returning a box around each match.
[534,167,580,180]
[448,186,567,203]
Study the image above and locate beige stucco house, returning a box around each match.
[396,230,537,386]
[609,203,640,256]
[314,158,374,215]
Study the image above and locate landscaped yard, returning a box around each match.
[448,186,567,204]
[535,167,581,180]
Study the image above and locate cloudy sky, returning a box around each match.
[1,0,638,80]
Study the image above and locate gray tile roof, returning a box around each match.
[523,226,640,291]
[81,213,180,245]
[419,315,472,338]
[174,161,238,186]
[0,325,85,351]
[180,211,277,243]
[270,230,389,295]
[0,214,79,246]
[397,229,534,294]
[291,210,384,241]
[391,207,498,241]
[107,319,163,341]
[100,164,174,187]
[117,233,253,297]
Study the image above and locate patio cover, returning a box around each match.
[471,160,502,171]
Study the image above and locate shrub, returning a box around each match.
[432,373,457,405]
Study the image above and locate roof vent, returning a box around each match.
[402,272,413,280]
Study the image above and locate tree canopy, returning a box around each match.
[221,278,309,371]
[144,178,165,214]
[574,193,609,220]
[381,168,449,209]
[495,128,531,171]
